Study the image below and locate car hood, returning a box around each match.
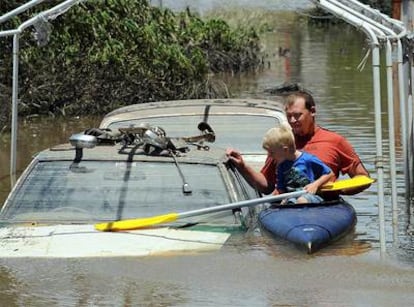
[0,224,232,258]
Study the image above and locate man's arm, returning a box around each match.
[341,162,371,195]
[337,136,371,195]
[349,161,370,177]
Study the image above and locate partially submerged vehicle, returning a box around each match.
[0,120,262,258]
[0,98,288,258]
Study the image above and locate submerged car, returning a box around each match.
[0,98,287,258]
[0,120,262,257]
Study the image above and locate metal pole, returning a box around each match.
[386,40,399,243]
[0,0,82,185]
[10,33,20,185]
[370,41,387,256]
[397,38,410,202]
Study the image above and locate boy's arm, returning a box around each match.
[304,171,334,194]
[226,148,275,194]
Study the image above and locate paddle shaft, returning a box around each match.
[164,176,374,219]
[178,190,306,219]
[95,190,307,231]
[176,175,374,219]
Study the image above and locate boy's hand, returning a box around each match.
[226,148,244,168]
[304,182,319,194]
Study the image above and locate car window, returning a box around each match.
[2,161,231,222]
[227,165,260,200]
[106,115,281,153]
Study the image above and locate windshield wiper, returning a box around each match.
[169,151,192,195]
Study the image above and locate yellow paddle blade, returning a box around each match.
[94,213,179,231]
[320,175,375,192]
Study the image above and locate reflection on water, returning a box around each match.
[1,6,414,306]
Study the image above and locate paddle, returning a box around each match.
[95,175,374,232]
[319,175,374,191]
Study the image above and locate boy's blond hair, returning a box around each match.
[262,124,296,153]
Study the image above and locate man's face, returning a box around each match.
[285,97,315,136]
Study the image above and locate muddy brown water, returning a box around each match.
[1,3,414,306]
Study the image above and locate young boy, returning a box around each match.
[262,124,334,204]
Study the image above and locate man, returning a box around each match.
[226,90,370,196]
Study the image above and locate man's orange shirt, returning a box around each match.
[261,126,362,188]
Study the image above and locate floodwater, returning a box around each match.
[1,2,414,306]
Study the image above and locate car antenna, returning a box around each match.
[142,125,192,195]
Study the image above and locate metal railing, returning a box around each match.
[0,0,83,185]
[312,0,412,257]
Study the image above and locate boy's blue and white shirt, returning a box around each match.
[276,151,332,192]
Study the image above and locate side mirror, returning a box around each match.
[69,133,97,169]
[69,133,97,149]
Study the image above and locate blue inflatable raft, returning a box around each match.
[258,199,357,253]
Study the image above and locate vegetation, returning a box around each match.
[0,0,262,130]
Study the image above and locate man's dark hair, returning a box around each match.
[284,90,316,111]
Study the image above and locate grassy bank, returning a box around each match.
[0,0,263,131]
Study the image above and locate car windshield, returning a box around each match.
[106,115,280,153]
[2,161,231,223]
